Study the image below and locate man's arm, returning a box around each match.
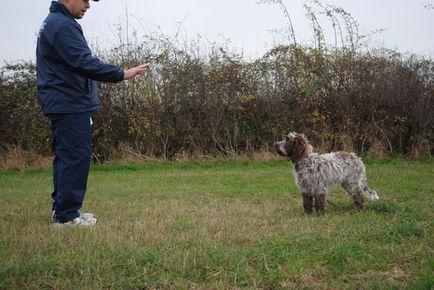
[53,25,150,82]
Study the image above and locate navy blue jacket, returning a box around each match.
[36,1,124,114]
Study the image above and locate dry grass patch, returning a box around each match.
[0,145,51,171]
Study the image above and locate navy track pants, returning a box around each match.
[48,112,92,223]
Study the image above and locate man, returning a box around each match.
[36,0,150,227]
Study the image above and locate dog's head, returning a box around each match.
[274,132,313,163]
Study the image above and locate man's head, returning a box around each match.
[59,0,99,19]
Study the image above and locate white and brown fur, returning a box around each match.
[275,132,379,214]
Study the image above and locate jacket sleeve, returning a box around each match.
[52,24,124,82]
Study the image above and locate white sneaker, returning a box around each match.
[52,211,96,222]
[53,215,97,228]
[80,212,95,221]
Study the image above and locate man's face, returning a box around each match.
[64,0,91,19]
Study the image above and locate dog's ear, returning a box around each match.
[297,134,310,148]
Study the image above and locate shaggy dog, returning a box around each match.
[275,132,379,214]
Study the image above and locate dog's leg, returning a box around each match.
[342,182,365,210]
[352,191,364,210]
[302,193,313,214]
[314,194,326,215]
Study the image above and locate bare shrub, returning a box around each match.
[408,138,432,160]
[367,140,389,160]
[0,10,432,166]
[0,62,51,156]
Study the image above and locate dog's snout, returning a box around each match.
[273,142,280,151]
[273,141,282,149]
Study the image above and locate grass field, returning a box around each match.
[1,158,433,289]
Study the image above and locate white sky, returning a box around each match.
[1,0,433,64]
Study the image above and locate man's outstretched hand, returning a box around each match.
[123,63,150,80]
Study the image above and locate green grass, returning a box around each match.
[1,159,433,289]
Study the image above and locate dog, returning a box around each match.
[275,132,379,214]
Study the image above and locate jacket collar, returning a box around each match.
[49,1,74,20]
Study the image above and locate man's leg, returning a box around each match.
[51,149,58,214]
[49,112,92,223]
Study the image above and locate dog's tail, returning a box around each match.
[358,163,379,201]
[363,187,379,201]
[360,177,379,201]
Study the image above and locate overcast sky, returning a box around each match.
[1,0,433,64]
